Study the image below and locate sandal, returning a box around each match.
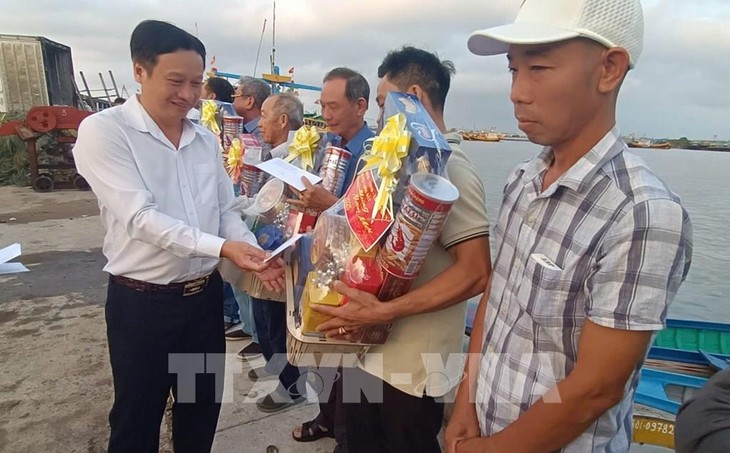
[292,419,335,442]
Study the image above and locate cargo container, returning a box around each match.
[0,34,77,112]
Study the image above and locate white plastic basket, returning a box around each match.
[285,261,370,368]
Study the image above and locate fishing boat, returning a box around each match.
[626,137,672,149]
[462,128,502,142]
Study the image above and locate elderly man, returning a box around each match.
[446,1,693,452]
[259,92,304,160]
[290,68,374,452]
[226,76,273,350]
[309,46,492,453]
[232,75,270,143]
[287,67,373,213]
[246,92,307,412]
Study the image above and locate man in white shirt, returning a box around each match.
[73,20,283,453]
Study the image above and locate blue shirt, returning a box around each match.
[341,123,375,190]
[244,117,261,140]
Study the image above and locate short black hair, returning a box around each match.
[323,67,370,105]
[377,47,455,112]
[130,20,205,72]
[204,77,234,103]
[112,97,126,106]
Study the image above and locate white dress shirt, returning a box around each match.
[73,95,258,284]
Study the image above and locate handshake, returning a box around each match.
[220,241,286,292]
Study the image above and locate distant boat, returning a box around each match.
[303,112,327,130]
[627,138,671,149]
[462,129,502,142]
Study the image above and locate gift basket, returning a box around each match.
[235,126,348,301]
[286,92,458,367]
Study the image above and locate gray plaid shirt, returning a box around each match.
[475,127,692,452]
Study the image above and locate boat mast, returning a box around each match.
[271,0,276,73]
[253,19,267,76]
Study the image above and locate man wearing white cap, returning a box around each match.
[446,1,693,452]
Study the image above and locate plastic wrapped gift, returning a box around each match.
[227,134,262,194]
[280,126,347,231]
[199,100,236,140]
[238,136,266,198]
[292,95,458,342]
[222,115,245,149]
[235,178,299,302]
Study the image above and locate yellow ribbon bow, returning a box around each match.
[359,113,411,219]
[226,138,243,181]
[200,100,221,135]
[285,125,319,171]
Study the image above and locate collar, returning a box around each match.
[245,117,260,134]
[521,126,625,194]
[343,122,374,154]
[122,95,200,149]
[444,131,462,145]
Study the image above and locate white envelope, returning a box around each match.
[255,158,322,192]
[0,243,29,275]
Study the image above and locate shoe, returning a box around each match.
[236,342,262,361]
[225,326,252,341]
[223,320,240,331]
[292,419,335,443]
[256,390,305,413]
[248,366,275,382]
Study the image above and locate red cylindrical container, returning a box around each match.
[376,173,459,300]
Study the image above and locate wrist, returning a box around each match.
[380,298,403,323]
[220,240,230,259]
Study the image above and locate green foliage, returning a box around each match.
[0,111,29,186]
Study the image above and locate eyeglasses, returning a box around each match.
[232,92,253,99]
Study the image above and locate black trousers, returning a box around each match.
[343,367,444,453]
[106,273,225,453]
[315,368,348,447]
[250,296,302,398]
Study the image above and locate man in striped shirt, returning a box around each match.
[447,1,693,452]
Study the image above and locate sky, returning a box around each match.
[1,0,729,140]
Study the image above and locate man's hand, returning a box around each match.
[287,177,338,212]
[312,281,395,337]
[220,241,270,273]
[255,257,286,292]
[445,384,481,453]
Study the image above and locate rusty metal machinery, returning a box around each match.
[0,106,93,191]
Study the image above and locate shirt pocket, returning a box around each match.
[516,255,575,328]
[193,163,219,208]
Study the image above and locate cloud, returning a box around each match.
[1,0,728,138]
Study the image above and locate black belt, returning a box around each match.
[110,272,216,297]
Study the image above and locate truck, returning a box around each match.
[0,34,78,113]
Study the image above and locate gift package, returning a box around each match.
[291,92,458,344]
[236,125,348,300]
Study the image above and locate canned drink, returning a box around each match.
[240,164,265,197]
[377,173,459,278]
[318,146,352,196]
[222,115,244,148]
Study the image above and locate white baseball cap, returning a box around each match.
[467,0,644,68]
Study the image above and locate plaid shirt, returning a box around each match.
[475,127,692,452]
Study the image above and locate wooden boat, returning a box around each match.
[461,130,502,142]
[654,318,730,355]
[627,139,672,149]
